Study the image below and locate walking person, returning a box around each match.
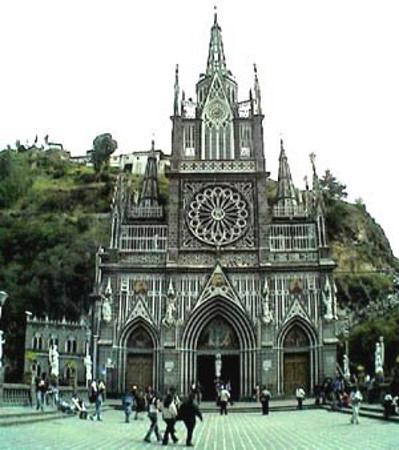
[89,379,106,421]
[122,387,135,423]
[144,393,162,443]
[35,375,47,411]
[260,386,271,415]
[295,386,306,410]
[178,393,203,447]
[161,393,179,446]
[350,386,363,424]
[219,385,231,415]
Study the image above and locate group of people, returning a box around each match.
[122,384,203,446]
[34,375,59,411]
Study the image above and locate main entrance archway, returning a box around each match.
[197,316,240,400]
[181,297,257,399]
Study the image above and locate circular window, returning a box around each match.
[187,186,249,246]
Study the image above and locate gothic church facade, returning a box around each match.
[93,14,338,399]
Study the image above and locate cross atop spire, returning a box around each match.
[206,8,228,76]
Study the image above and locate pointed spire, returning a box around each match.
[173,64,180,116]
[309,152,319,191]
[138,140,160,207]
[276,139,297,209]
[206,7,228,76]
[253,64,262,115]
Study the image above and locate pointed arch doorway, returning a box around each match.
[197,316,240,401]
[283,325,311,395]
[125,327,154,391]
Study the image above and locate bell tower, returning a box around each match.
[168,11,269,265]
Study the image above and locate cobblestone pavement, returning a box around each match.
[1,408,398,450]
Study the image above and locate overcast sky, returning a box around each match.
[1,0,398,257]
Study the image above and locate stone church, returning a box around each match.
[25,13,338,398]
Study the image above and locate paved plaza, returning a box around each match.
[0,407,398,450]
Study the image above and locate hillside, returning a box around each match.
[0,148,398,378]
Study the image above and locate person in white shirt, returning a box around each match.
[219,385,231,415]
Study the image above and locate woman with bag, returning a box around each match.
[144,393,162,443]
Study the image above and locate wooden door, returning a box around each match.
[126,354,153,391]
[284,353,309,395]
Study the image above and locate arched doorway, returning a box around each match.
[125,327,154,391]
[181,297,257,400]
[283,325,310,395]
[197,316,240,400]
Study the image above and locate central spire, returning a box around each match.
[206,7,228,76]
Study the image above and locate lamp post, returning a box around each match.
[89,291,101,381]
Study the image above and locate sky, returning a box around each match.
[1,0,398,257]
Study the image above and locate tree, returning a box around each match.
[91,133,118,175]
[319,169,348,201]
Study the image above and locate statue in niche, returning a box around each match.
[162,296,176,328]
[322,278,334,321]
[262,279,273,325]
[49,344,59,378]
[102,296,112,323]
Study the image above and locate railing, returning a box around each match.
[273,204,308,217]
[128,205,163,219]
[2,383,89,406]
[3,383,31,406]
[179,160,256,173]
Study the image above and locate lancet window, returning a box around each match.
[268,224,317,251]
[119,225,168,252]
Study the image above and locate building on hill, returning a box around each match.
[109,145,170,175]
[24,12,338,398]
[89,12,338,399]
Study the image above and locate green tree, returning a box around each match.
[91,133,118,175]
[0,150,33,208]
[319,169,348,201]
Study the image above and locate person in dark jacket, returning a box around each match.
[260,386,271,415]
[178,393,203,447]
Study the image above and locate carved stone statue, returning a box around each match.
[375,337,384,377]
[162,296,176,328]
[102,297,112,323]
[49,344,59,378]
[0,330,5,368]
[322,278,334,321]
[215,353,222,378]
[343,354,350,380]
[84,354,93,385]
[262,279,273,324]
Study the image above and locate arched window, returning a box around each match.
[32,333,43,350]
[48,335,58,349]
[65,337,77,353]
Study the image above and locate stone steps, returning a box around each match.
[319,404,399,423]
[0,406,112,427]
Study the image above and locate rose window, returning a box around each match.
[187,186,249,246]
